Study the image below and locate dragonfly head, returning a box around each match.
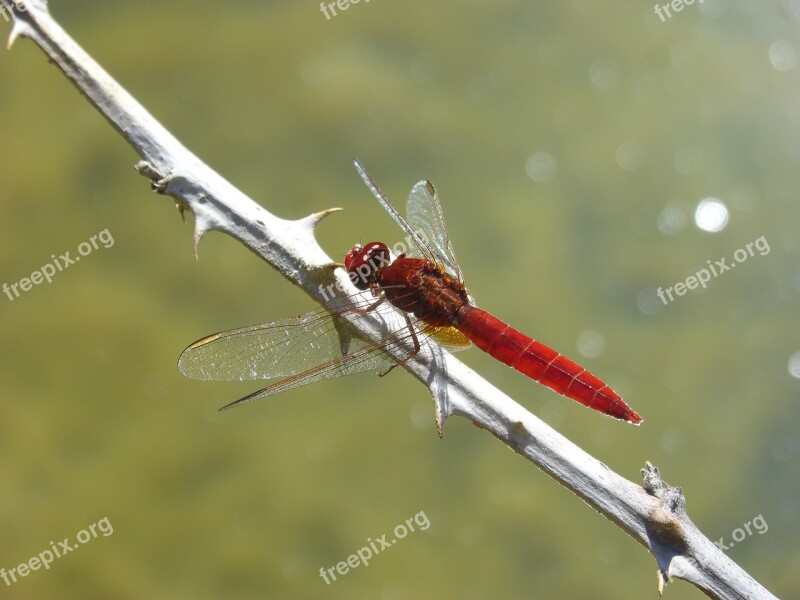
[345,242,391,290]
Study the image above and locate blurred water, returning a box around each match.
[0,1,798,598]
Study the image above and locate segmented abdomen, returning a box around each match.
[457,306,641,424]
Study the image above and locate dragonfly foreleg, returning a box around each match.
[342,294,386,314]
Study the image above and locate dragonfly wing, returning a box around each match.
[219,324,434,409]
[406,179,479,305]
[178,307,388,382]
[354,159,476,304]
[218,336,401,409]
[406,179,463,281]
[353,159,436,265]
[180,294,470,410]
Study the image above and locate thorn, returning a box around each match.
[320,206,344,218]
[7,23,24,49]
[305,207,343,229]
[308,261,345,276]
[175,200,188,223]
[193,224,208,259]
[434,396,445,438]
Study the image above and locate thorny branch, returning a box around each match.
[0,2,778,597]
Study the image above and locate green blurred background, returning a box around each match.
[1,0,798,598]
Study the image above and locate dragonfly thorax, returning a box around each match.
[379,257,470,328]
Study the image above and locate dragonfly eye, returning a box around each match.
[345,242,390,290]
[344,244,363,271]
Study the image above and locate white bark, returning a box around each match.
[0,2,779,598]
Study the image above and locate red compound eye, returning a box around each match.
[344,242,390,290]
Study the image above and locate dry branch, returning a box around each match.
[0,1,778,597]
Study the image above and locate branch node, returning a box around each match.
[135,160,165,185]
[642,461,686,514]
[641,462,692,594]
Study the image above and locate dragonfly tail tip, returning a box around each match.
[628,413,644,426]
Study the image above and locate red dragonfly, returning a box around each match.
[179,161,642,425]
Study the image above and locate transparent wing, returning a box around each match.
[406,179,464,282]
[178,305,382,383]
[354,159,475,304]
[178,291,472,409]
[354,159,439,266]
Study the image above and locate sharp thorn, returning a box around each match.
[175,200,188,223]
[305,207,343,228]
[8,23,24,49]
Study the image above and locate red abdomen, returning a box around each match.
[456,306,642,424]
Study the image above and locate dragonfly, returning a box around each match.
[178,160,643,425]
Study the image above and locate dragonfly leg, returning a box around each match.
[344,295,386,314]
[378,313,421,377]
[369,282,383,299]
